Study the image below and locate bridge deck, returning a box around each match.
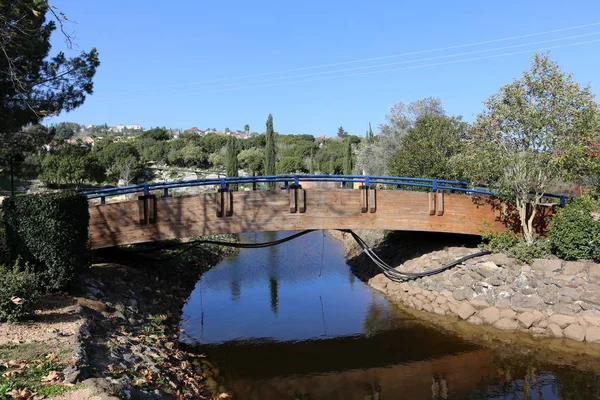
[88,188,505,249]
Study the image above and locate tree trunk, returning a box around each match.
[517,197,534,245]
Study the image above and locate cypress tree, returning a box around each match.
[226,135,239,190]
[264,114,276,187]
[343,138,353,175]
[367,122,374,144]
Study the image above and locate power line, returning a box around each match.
[94,21,600,98]
[98,32,600,103]
[96,38,600,105]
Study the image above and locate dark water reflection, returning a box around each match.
[180,231,600,400]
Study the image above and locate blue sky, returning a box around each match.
[49,0,600,136]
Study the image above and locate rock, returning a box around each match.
[511,293,544,312]
[563,324,585,342]
[461,274,475,286]
[589,265,600,282]
[532,259,562,278]
[549,314,577,328]
[457,302,477,320]
[488,253,514,268]
[467,316,483,325]
[552,302,581,316]
[500,309,517,319]
[581,292,600,306]
[530,327,547,335]
[423,303,433,312]
[586,326,600,343]
[560,287,581,301]
[453,288,474,301]
[547,323,564,338]
[495,297,512,309]
[433,307,446,316]
[582,310,600,327]
[538,319,549,329]
[486,276,504,286]
[518,311,541,328]
[479,307,501,324]
[563,261,589,276]
[399,282,411,292]
[435,296,447,305]
[413,299,423,311]
[112,311,126,320]
[494,318,518,330]
[476,261,501,278]
[470,295,490,310]
[370,276,389,292]
[521,286,536,295]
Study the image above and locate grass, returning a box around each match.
[0,342,79,399]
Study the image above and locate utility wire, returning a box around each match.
[97,38,600,105]
[96,21,600,97]
[100,31,600,102]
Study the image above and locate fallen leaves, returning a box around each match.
[6,388,34,399]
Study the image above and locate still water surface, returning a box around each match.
[181,231,600,400]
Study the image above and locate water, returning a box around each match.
[180,231,600,400]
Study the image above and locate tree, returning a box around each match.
[356,97,444,175]
[367,122,374,144]
[343,138,353,175]
[244,124,250,136]
[387,115,467,179]
[141,127,170,141]
[337,126,348,139]
[0,1,99,137]
[226,135,239,189]
[264,114,276,185]
[238,147,263,176]
[53,122,80,141]
[461,54,600,244]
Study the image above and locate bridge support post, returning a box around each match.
[137,195,157,225]
[360,186,368,213]
[369,187,377,213]
[216,189,233,217]
[428,192,436,215]
[288,185,305,213]
[437,192,444,216]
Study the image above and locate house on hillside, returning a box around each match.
[184,127,202,135]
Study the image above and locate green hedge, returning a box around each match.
[2,192,90,291]
[550,196,600,261]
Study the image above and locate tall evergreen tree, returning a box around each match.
[226,135,239,190]
[367,122,374,144]
[264,114,276,187]
[343,138,353,175]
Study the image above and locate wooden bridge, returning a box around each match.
[83,175,562,250]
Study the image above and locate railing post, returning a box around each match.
[396,184,402,190]
[220,178,227,191]
[294,175,299,187]
[163,188,169,198]
[144,184,150,196]
[284,181,289,190]
[101,196,106,205]
[365,176,370,188]
[560,195,566,207]
[432,180,438,193]
[342,181,346,189]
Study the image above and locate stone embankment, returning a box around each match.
[366,248,600,343]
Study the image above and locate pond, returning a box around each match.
[180,231,600,400]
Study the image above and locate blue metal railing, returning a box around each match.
[79,174,567,206]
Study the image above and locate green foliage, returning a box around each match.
[276,156,305,174]
[337,126,348,139]
[3,192,90,291]
[343,138,353,175]
[480,223,550,264]
[387,114,467,180]
[40,145,104,186]
[53,122,80,141]
[0,0,99,135]
[317,139,344,174]
[460,54,600,244]
[550,196,600,261]
[264,114,276,184]
[141,127,170,141]
[238,147,264,175]
[226,135,239,184]
[0,262,39,323]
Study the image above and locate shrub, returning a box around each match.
[512,239,552,265]
[0,262,40,322]
[480,222,551,264]
[2,192,90,291]
[480,222,519,252]
[550,196,600,261]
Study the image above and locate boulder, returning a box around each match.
[547,323,563,338]
[549,314,577,329]
[494,318,518,330]
[479,307,501,325]
[457,302,477,320]
[532,259,562,278]
[500,309,517,319]
[511,293,544,312]
[470,295,490,310]
[563,324,585,342]
[518,311,541,328]
[586,326,600,343]
[582,310,600,327]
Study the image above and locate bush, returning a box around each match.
[0,262,40,322]
[3,192,90,291]
[481,222,519,252]
[512,239,552,264]
[550,196,600,261]
[481,222,551,264]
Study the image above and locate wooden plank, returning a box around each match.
[369,187,377,213]
[88,189,512,249]
[428,192,436,215]
[289,188,297,213]
[437,192,444,216]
